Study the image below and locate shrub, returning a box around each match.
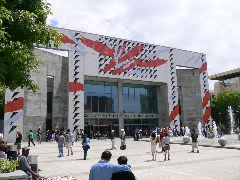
[0,158,18,173]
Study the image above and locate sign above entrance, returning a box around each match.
[84,113,159,119]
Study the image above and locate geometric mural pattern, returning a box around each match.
[168,48,180,129]
[79,35,168,79]
[4,88,24,142]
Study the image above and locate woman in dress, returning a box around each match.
[150,132,157,161]
[162,133,170,161]
[120,129,126,150]
[81,134,90,160]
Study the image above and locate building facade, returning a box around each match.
[4,28,212,142]
[209,68,240,95]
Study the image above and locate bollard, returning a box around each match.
[7,145,18,160]
[28,155,38,180]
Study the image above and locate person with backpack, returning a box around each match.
[82,134,90,160]
[28,130,35,147]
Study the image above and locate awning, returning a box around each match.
[209,68,240,80]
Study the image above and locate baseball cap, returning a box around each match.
[22,146,30,151]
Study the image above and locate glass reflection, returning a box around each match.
[123,84,158,113]
[84,80,118,113]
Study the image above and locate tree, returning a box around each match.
[211,91,240,132]
[0,0,60,91]
[0,86,4,122]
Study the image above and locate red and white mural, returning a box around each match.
[4,88,24,142]
[58,28,212,132]
[4,27,212,139]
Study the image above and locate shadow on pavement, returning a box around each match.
[171,142,240,150]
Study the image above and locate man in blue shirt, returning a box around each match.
[89,151,132,180]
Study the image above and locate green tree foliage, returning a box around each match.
[0,0,60,91]
[211,91,240,132]
[0,86,5,120]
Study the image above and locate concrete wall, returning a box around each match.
[157,84,169,127]
[177,69,202,130]
[22,49,68,140]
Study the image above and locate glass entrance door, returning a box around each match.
[85,118,119,138]
[124,118,158,137]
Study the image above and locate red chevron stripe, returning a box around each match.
[202,91,211,109]
[5,97,24,113]
[138,58,167,67]
[203,106,211,125]
[79,36,114,57]
[61,35,76,44]
[69,82,84,92]
[199,62,207,74]
[170,105,179,122]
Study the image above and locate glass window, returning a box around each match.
[84,95,92,112]
[129,86,134,95]
[84,80,118,113]
[99,96,106,112]
[92,96,98,112]
[123,86,128,95]
[112,85,118,113]
[123,84,158,113]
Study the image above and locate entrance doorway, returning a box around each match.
[85,118,119,138]
[124,119,158,137]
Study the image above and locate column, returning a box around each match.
[167,49,180,131]
[199,54,212,127]
[68,50,84,132]
[118,80,124,136]
[157,84,169,128]
[4,87,24,143]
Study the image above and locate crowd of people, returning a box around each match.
[0,123,234,180]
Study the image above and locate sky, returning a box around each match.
[46,0,240,90]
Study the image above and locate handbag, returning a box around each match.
[86,145,90,149]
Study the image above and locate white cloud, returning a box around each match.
[47,0,240,90]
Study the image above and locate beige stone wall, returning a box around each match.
[214,77,240,94]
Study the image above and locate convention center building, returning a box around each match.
[4,27,212,141]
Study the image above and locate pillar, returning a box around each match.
[118,80,124,136]
[68,50,84,132]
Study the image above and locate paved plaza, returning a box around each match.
[24,135,240,180]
